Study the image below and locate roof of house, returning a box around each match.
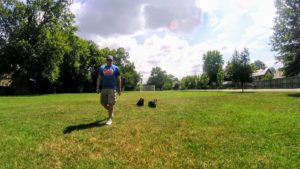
[252,68,271,77]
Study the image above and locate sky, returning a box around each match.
[70,0,279,82]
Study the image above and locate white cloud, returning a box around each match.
[72,0,203,39]
[242,0,276,40]
[143,0,202,33]
[195,0,219,12]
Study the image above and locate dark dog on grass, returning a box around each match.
[148,99,157,108]
[136,98,144,106]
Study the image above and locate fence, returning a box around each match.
[253,76,300,89]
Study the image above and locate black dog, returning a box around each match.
[136,98,144,106]
[148,99,157,108]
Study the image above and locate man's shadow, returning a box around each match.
[287,93,300,98]
[63,119,107,134]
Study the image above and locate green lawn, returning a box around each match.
[0,91,299,169]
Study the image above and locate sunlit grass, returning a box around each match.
[0,91,299,168]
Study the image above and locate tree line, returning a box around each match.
[147,48,255,92]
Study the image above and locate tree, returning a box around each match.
[180,74,210,89]
[115,47,130,66]
[254,60,266,70]
[271,0,300,77]
[121,62,140,91]
[180,75,200,89]
[162,75,172,90]
[251,60,266,71]
[217,67,224,89]
[262,73,274,81]
[0,0,75,94]
[180,77,188,90]
[114,47,140,91]
[172,78,180,90]
[200,73,209,89]
[147,67,176,90]
[250,63,259,72]
[87,41,106,91]
[226,49,253,92]
[58,36,91,93]
[147,67,165,90]
[203,50,224,85]
[162,74,177,90]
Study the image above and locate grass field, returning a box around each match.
[0,91,299,169]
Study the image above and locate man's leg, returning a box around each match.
[102,103,109,111]
[101,89,110,113]
[105,104,113,125]
[101,101,113,121]
[105,89,116,125]
[107,104,114,119]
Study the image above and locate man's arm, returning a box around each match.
[96,75,102,93]
[117,76,122,96]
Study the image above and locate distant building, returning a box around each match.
[252,68,273,81]
[222,81,233,88]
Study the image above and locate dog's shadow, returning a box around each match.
[63,119,107,134]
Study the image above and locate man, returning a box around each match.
[96,55,121,125]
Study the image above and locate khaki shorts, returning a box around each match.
[101,89,116,105]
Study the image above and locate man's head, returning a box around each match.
[106,55,113,66]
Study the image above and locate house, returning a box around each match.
[252,68,273,81]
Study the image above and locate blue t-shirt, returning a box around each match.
[99,65,120,89]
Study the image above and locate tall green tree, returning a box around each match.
[0,0,75,93]
[253,60,267,69]
[121,62,140,91]
[172,77,180,90]
[200,73,209,89]
[226,49,253,92]
[202,50,224,85]
[114,47,140,91]
[180,76,188,89]
[115,47,130,66]
[250,63,259,72]
[180,75,200,89]
[271,0,300,76]
[87,41,106,91]
[217,67,224,89]
[58,36,91,93]
[147,67,167,90]
[180,74,209,89]
[162,74,177,90]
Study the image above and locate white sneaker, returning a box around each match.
[106,118,112,125]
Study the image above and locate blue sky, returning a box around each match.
[71,0,279,82]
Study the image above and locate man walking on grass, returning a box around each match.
[96,55,122,125]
